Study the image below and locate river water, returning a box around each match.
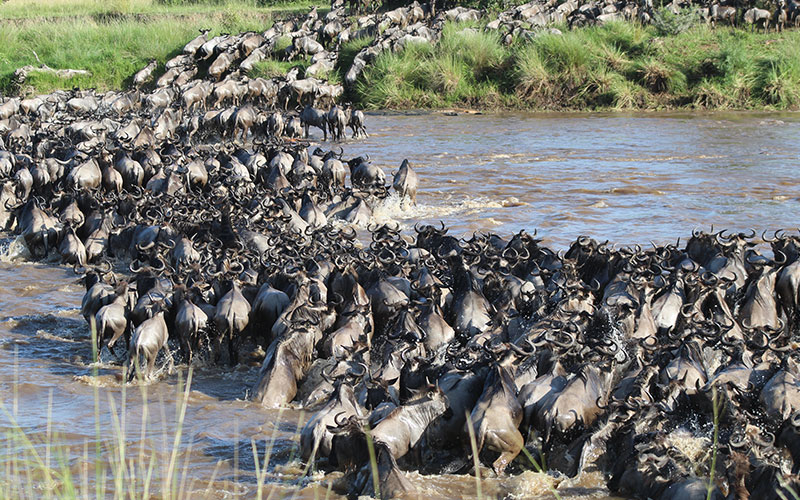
[0,111,798,499]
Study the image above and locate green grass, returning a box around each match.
[0,0,318,20]
[250,58,304,79]
[0,14,273,95]
[356,28,513,109]
[0,0,322,95]
[2,1,800,112]
[337,35,372,72]
[354,20,800,111]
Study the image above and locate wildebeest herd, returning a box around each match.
[2,3,800,500]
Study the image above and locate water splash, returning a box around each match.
[369,192,528,231]
[0,235,31,262]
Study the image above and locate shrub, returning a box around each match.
[607,73,641,109]
[753,55,800,107]
[514,44,550,99]
[439,23,506,80]
[533,31,590,77]
[633,57,687,93]
[651,6,701,36]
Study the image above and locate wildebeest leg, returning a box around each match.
[493,450,517,476]
[108,327,126,357]
[490,429,523,475]
[107,336,120,361]
[179,332,192,365]
[127,349,139,382]
[164,344,175,374]
[228,331,239,366]
[147,349,157,380]
[214,336,223,364]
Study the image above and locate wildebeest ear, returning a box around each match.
[427,390,435,400]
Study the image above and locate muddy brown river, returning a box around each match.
[1,111,798,499]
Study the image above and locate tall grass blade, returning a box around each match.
[464,411,482,500]
[364,422,380,499]
[706,387,719,500]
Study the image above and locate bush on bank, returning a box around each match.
[354,20,800,111]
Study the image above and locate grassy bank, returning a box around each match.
[354,21,800,111]
[0,0,316,96]
[0,0,317,20]
[0,14,277,95]
[1,0,799,112]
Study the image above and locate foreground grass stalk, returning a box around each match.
[177,441,194,499]
[777,475,800,500]
[14,347,19,419]
[81,439,89,500]
[364,423,380,500]
[143,453,156,500]
[203,460,223,498]
[56,445,76,498]
[252,439,264,500]
[45,388,54,498]
[0,385,50,478]
[520,447,562,500]
[464,412,482,500]
[263,407,285,500]
[706,387,719,500]
[158,392,169,498]
[165,368,193,499]
[233,417,239,497]
[138,372,148,485]
[324,481,332,500]
[90,318,103,500]
[107,393,125,498]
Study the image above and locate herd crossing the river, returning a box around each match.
[1,1,800,499]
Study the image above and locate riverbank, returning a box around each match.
[0,0,316,20]
[356,21,800,111]
[1,1,799,112]
[0,0,312,95]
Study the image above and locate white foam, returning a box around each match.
[0,235,31,262]
[369,193,528,230]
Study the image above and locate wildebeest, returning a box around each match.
[709,4,737,26]
[133,60,158,88]
[127,310,173,381]
[744,7,771,30]
[300,105,328,140]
